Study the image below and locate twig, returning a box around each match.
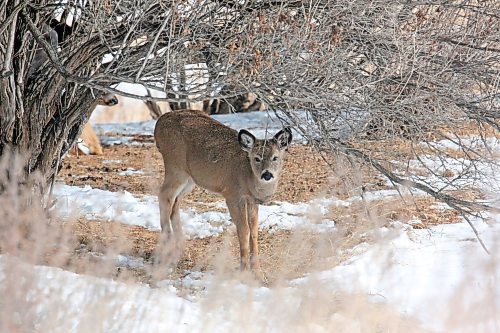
[0,0,27,35]
[2,0,20,75]
[332,138,492,254]
[136,9,170,81]
[461,213,490,254]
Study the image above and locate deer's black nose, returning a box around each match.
[261,171,274,181]
[110,97,118,105]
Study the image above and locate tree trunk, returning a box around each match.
[0,3,102,192]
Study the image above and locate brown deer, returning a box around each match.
[154,110,292,278]
[81,89,170,155]
[76,93,118,155]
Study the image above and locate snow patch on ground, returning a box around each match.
[52,184,338,237]
[100,136,147,146]
[1,219,498,332]
[94,110,309,142]
[423,136,500,152]
[53,184,160,229]
[118,168,145,176]
[0,255,200,333]
[102,159,123,164]
[292,220,500,333]
[259,198,338,232]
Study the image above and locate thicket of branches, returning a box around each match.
[1,1,499,235]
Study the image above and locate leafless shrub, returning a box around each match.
[1,2,499,328]
[265,1,500,248]
[1,1,498,242]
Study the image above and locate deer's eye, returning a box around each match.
[272,156,279,161]
[254,157,262,163]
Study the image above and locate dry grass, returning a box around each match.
[438,122,500,139]
[40,218,335,286]
[3,121,497,332]
[58,143,339,203]
[52,137,475,289]
[0,129,495,332]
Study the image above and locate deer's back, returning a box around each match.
[154,110,251,193]
[155,110,238,148]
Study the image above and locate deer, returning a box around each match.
[154,109,292,279]
[75,92,118,155]
[81,89,170,155]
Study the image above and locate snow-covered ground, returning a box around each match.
[1,217,498,332]
[52,184,337,237]
[94,110,302,141]
[2,112,499,332]
[95,108,369,144]
[295,220,500,332]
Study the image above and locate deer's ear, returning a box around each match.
[238,129,256,152]
[274,127,292,150]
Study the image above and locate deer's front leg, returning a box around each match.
[247,202,261,271]
[226,198,251,270]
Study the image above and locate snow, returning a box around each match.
[53,0,83,27]
[99,135,146,146]
[53,184,160,230]
[403,155,493,191]
[118,168,144,176]
[94,110,310,142]
[76,248,146,269]
[0,255,200,333]
[259,199,337,232]
[102,159,123,164]
[388,143,500,201]
[5,104,500,331]
[423,136,500,152]
[90,82,171,124]
[292,221,500,333]
[51,184,337,237]
[1,220,498,332]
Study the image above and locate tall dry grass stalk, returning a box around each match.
[0,150,497,333]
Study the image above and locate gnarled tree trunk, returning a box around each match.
[0,2,113,190]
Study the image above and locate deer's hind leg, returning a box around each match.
[157,170,190,265]
[170,178,195,238]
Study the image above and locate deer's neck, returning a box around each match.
[247,177,278,204]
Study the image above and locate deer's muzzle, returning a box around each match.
[261,171,274,181]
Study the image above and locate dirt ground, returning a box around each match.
[55,142,347,285]
[59,143,342,203]
[50,138,463,287]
